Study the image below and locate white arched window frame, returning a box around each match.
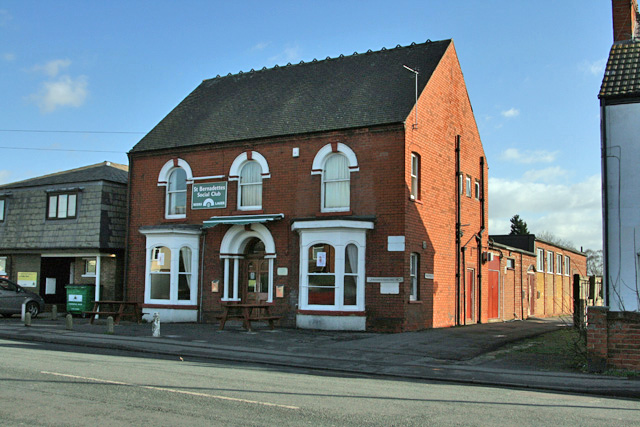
[157,159,194,219]
[228,151,270,211]
[311,143,359,212]
[238,161,263,210]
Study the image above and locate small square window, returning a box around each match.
[47,192,77,219]
[506,258,515,269]
[83,258,96,276]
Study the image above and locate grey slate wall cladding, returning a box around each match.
[0,181,127,250]
[100,182,128,249]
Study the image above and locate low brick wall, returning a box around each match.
[587,306,640,372]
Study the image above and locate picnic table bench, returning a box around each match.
[83,301,142,325]
[217,302,281,331]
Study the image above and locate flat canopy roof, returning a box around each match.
[202,214,284,228]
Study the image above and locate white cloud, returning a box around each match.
[3,53,15,62]
[501,108,520,118]
[579,58,607,76]
[31,75,89,113]
[522,166,569,184]
[251,41,270,51]
[33,59,72,77]
[499,148,558,164]
[489,174,602,249]
[268,44,302,64]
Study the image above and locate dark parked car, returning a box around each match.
[0,278,45,317]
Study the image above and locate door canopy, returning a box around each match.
[220,223,276,256]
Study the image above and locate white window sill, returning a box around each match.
[81,274,96,278]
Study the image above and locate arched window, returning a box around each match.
[239,161,262,209]
[150,246,171,300]
[323,154,350,211]
[167,168,187,217]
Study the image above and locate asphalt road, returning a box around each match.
[2,339,639,426]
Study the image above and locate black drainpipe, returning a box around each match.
[600,100,609,305]
[477,156,486,323]
[123,153,133,301]
[455,135,461,325]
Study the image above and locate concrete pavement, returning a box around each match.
[0,315,638,399]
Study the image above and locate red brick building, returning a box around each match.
[126,40,488,331]
[489,235,587,322]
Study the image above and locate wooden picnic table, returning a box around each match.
[217,302,281,331]
[83,300,142,325]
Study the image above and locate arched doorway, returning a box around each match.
[243,238,269,303]
[219,223,276,303]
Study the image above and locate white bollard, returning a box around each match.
[21,302,26,322]
[24,312,31,327]
[51,305,58,320]
[152,312,160,337]
[66,314,73,330]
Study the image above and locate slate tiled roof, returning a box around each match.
[0,161,128,190]
[131,40,452,153]
[599,40,640,99]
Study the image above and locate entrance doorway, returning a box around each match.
[487,258,500,319]
[466,268,475,323]
[242,238,268,303]
[527,268,536,316]
[40,257,72,304]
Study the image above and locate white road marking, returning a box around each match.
[41,371,299,410]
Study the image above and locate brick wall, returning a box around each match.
[126,41,487,332]
[403,41,487,330]
[587,306,640,372]
[612,0,638,42]
[127,125,408,330]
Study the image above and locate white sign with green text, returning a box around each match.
[192,182,227,209]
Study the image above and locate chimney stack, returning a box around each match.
[612,0,639,42]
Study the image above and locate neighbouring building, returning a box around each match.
[600,0,640,312]
[126,39,490,332]
[589,0,640,372]
[0,162,128,306]
[489,235,587,321]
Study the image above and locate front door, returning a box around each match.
[245,259,268,302]
[528,273,536,316]
[466,268,475,323]
[243,238,268,303]
[488,258,500,319]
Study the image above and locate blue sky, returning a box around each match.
[0,1,611,249]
